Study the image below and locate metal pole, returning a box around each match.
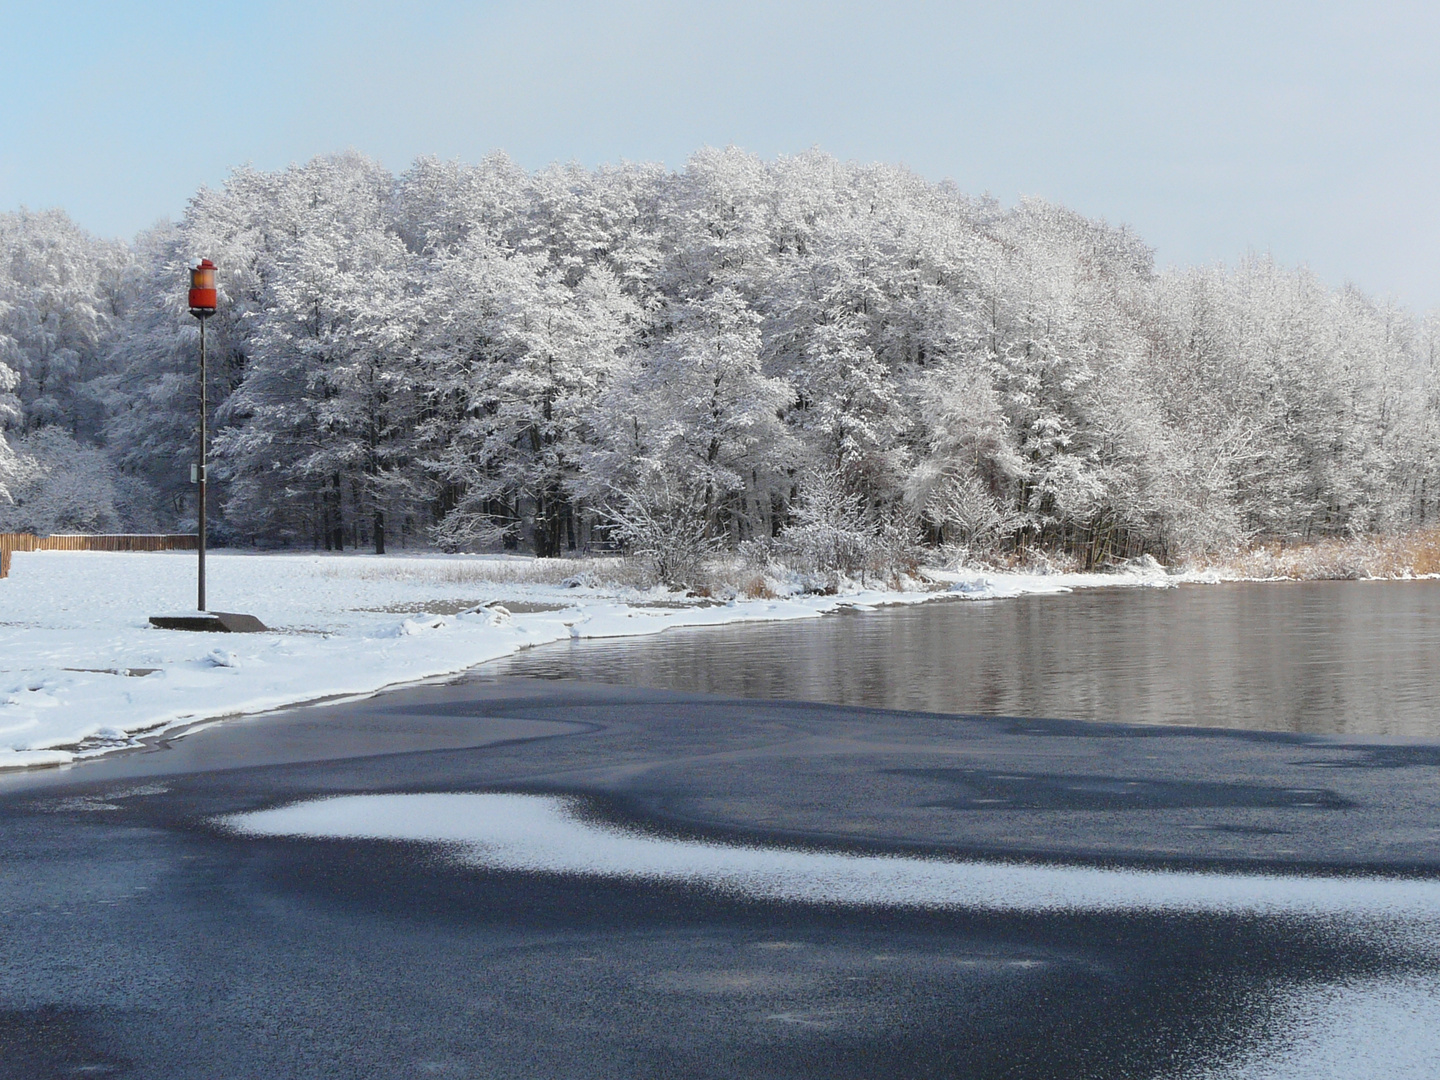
[198,316,207,612]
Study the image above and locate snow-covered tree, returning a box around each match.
[586,288,793,544]
[8,146,1436,565]
[420,234,640,555]
[0,427,153,535]
[213,153,421,551]
[0,359,20,504]
[0,208,132,436]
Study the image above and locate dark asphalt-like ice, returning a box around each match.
[3,678,1440,1078]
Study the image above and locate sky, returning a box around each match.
[2,0,1437,310]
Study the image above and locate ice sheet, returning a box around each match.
[223,791,1440,1079]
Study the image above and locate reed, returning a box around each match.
[1187,525,1440,580]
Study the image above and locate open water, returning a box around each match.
[490,579,1440,737]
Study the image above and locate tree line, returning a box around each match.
[2,148,1437,572]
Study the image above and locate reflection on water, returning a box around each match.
[489,581,1440,737]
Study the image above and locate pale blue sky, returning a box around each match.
[2,1,1437,309]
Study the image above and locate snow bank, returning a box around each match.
[0,549,1176,769]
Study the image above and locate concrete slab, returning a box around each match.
[148,611,268,632]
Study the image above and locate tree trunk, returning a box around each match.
[330,474,344,551]
[374,509,386,555]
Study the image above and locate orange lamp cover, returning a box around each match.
[189,259,217,313]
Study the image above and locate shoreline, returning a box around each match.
[2,550,1435,773]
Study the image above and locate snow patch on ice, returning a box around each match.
[220,792,1440,920]
[1188,976,1440,1080]
[222,791,1440,1078]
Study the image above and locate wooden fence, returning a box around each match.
[0,533,199,579]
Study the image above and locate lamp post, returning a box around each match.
[188,259,217,612]
[147,259,265,633]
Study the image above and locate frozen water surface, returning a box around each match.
[1186,977,1440,1080]
[224,792,1440,1078]
[222,792,1440,919]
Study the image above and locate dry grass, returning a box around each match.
[1186,525,1440,580]
[741,574,778,599]
[301,526,1440,596]
[314,556,626,587]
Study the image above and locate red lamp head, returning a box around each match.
[188,259,217,317]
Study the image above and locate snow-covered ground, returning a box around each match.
[0,549,1174,770]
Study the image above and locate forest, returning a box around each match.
[2,148,1438,582]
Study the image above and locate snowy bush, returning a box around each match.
[761,472,875,588]
[743,472,925,591]
[603,481,723,590]
[429,510,512,554]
